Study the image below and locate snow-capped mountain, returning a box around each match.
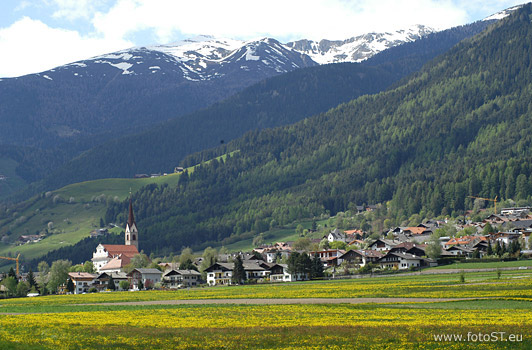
[286,25,435,64]
[30,26,434,85]
[483,4,523,21]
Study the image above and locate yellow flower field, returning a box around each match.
[0,303,530,349]
[0,271,530,349]
[1,271,531,308]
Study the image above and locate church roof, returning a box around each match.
[102,244,139,258]
[127,198,136,228]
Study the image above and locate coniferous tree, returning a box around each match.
[66,278,75,294]
[27,268,37,289]
[311,254,324,278]
[8,267,17,282]
[232,255,246,284]
[108,276,116,291]
[487,241,493,256]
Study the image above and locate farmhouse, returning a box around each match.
[127,268,162,290]
[377,252,425,270]
[162,269,201,288]
[68,272,97,294]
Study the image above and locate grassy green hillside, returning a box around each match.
[0,173,183,263]
[0,152,236,266]
[54,173,182,202]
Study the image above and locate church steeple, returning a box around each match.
[127,197,135,228]
[125,196,139,250]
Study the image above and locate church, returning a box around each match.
[92,198,140,273]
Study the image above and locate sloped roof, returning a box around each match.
[68,272,97,280]
[102,244,139,258]
[391,242,427,250]
[130,268,162,275]
[100,255,131,271]
[344,229,364,236]
[163,269,201,277]
[403,227,431,235]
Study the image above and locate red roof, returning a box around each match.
[101,255,132,270]
[404,227,430,235]
[102,244,139,258]
[344,229,364,235]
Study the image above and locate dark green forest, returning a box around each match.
[92,6,532,257]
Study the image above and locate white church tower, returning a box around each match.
[125,197,139,250]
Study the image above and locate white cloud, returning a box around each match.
[0,17,132,77]
[91,0,469,43]
[1,0,527,77]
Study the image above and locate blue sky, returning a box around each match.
[0,0,528,78]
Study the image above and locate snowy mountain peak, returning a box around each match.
[287,24,435,64]
[483,4,524,21]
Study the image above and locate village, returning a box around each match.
[2,198,531,297]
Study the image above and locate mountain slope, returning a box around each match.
[97,4,532,255]
[0,38,317,150]
[32,19,492,193]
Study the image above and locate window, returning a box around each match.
[132,234,136,241]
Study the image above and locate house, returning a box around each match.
[339,249,383,267]
[368,239,396,252]
[389,242,427,257]
[445,235,488,248]
[402,226,433,237]
[490,232,522,246]
[377,252,424,270]
[205,262,233,286]
[328,229,348,243]
[127,268,162,290]
[267,263,300,282]
[95,272,128,291]
[344,229,364,242]
[162,269,201,288]
[90,228,108,238]
[17,235,43,244]
[310,249,345,267]
[68,272,97,294]
[264,248,291,263]
[445,245,474,257]
[242,261,269,280]
[503,219,532,231]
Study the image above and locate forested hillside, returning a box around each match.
[98,5,532,257]
[23,20,492,197]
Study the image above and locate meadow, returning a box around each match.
[0,270,531,349]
